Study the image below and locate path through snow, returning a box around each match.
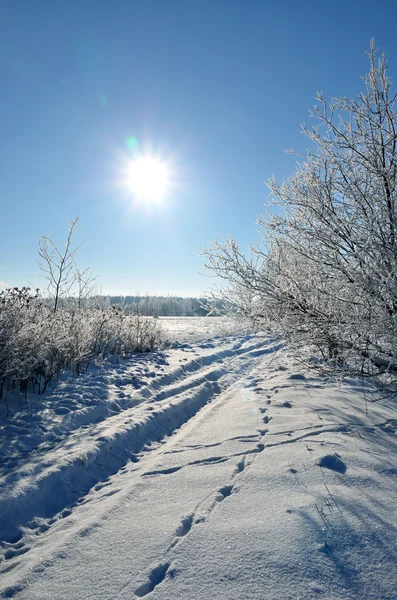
[0,324,396,599]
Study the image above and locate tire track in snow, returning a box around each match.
[0,335,279,567]
[0,335,268,478]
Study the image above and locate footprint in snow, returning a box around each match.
[216,485,234,502]
[175,514,193,537]
[2,584,24,598]
[135,562,172,597]
[234,458,246,474]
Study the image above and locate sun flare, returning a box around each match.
[125,155,171,201]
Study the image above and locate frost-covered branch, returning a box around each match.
[202,42,397,387]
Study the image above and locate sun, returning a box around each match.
[125,154,171,201]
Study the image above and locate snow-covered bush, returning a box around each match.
[0,215,168,412]
[0,288,40,398]
[0,289,165,408]
[202,43,397,385]
[89,306,166,357]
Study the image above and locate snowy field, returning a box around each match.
[0,318,396,599]
[158,316,247,343]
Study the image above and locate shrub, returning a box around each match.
[202,42,397,386]
[0,289,165,411]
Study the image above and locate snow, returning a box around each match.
[0,318,396,599]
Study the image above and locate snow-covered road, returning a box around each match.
[1,328,396,599]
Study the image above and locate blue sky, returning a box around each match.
[1,0,397,296]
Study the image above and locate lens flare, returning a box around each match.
[126,136,139,151]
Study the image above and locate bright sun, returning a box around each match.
[126,155,170,201]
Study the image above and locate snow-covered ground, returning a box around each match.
[0,318,396,599]
[158,316,246,343]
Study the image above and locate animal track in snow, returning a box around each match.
[135,562,171,597]
[216,485,234,501]
[234,457,246,474]
[136,416,270,595]
[175,514,193,537]
[2,584,24,598]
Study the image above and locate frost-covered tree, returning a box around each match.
[38,217,84,313]
[202,42,397,381]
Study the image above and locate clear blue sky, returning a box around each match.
[1,0,397,296]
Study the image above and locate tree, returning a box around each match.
[202,42,397,382]
[38,217,96,312]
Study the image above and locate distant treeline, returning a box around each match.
[98,296,224,317]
